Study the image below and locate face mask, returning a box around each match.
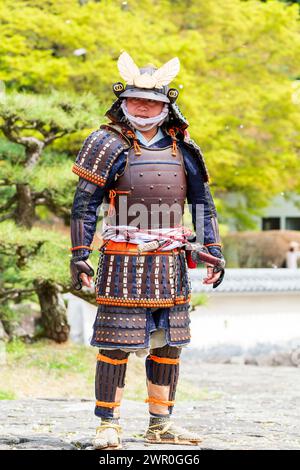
[121,100,169,131]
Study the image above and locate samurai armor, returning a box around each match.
[72,124,131,187]
[90,302,191,349]
[95,349,129,419]
[106,144,187,229]
[145,344,181,415]
[95,241,191,308]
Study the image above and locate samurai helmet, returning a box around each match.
[112,51,180,104]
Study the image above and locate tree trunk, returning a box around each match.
[15,184,36,229]
[34,279,70,343]
[25,139,44,169]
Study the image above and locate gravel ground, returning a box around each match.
[0,361,299,450]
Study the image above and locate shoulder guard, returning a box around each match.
[181,136,210,183]
[72,124,131,187]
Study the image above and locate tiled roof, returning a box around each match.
[190,268,300,293]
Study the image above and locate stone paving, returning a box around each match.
[0,360,299,450]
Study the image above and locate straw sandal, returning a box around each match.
[144,421,202,446]
[93,422,123,450]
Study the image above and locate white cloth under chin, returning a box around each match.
[120,100,169,131]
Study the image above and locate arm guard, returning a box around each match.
[181,144,222,252]
[70,124,129,290]
[203,181,223,256]
[181,135,210,183]
[70,179,104,290]
[70,178,105,262]
[181,142,225,288]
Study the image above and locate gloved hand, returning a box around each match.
[70,258,95,291]
[203,252,226,289]
[186,235,226,289]
[212,260,225,289]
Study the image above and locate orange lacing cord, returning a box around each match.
[148,355,180,365]
[108,189,131,217]
[168,128,177,156]
[204,243,223,247]
[133,139,142,156]
[125,129,141,156]
[108,189,117,217]
[145,397,175,407]
[96,400,121,408]
[97,353,128,365]
[95,295,191,307]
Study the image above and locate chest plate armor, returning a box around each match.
[104,144,187,229]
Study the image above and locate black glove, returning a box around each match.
[212,262,225,289]
[70,259,95,291]
[206,247,226,289]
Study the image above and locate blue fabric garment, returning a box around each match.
[70,130,222,260]
[135,127,165,146]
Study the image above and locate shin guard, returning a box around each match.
[145,345,181,415]
[95,349,129,419]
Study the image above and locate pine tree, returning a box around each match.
[0,90,101,342]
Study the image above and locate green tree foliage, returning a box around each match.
[0,91,101,341]
[0,220,69,341]
[1,0,299,226]
[0,90,101,227]
[0,220,97,341]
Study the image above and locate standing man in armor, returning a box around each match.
[70,52,225,449]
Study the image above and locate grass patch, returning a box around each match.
[6,338,93,375]
[6,338,27,360]
[191,293,208,308]
[28,348,90,374]
[2,339,219,403]
[0,389,16,400]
